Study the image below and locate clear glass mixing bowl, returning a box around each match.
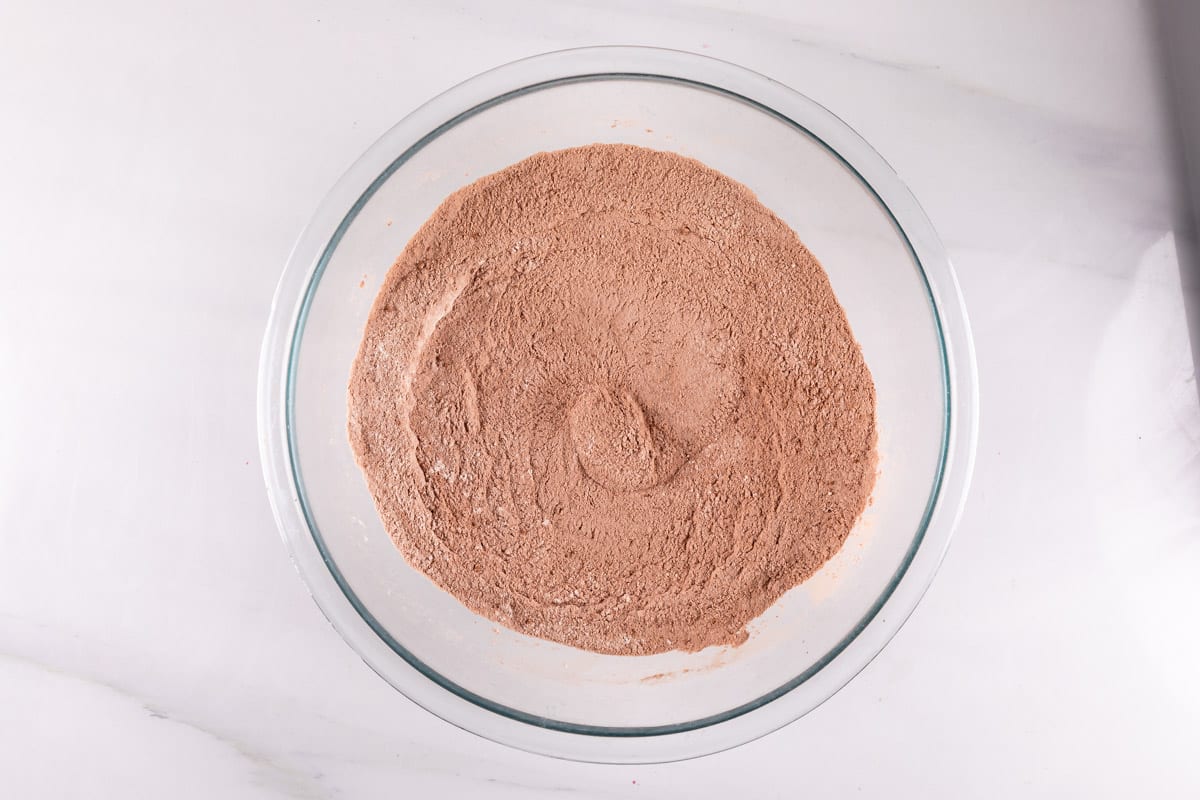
[258,46,978,763]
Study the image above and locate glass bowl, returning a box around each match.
[258,46,977,763]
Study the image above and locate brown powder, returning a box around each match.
[348,144,876,655]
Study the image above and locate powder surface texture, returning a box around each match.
[348,144,876,655]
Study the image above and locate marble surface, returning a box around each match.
[3,1,1199,796]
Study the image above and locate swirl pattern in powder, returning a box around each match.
[348,144,876,655]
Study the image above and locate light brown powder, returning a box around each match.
[348,144,876,655]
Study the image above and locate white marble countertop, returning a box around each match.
[3,1,1198,797]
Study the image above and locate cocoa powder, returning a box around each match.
[348,144,876,655]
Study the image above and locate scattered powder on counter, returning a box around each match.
[348,143,877,655]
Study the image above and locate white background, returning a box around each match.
[3,1,1199,797]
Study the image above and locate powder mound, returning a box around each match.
[348,143,877,655]
[567,385,684,493]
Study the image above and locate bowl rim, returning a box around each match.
[257,45,979,763]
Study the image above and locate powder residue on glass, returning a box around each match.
[348,143,876,655]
